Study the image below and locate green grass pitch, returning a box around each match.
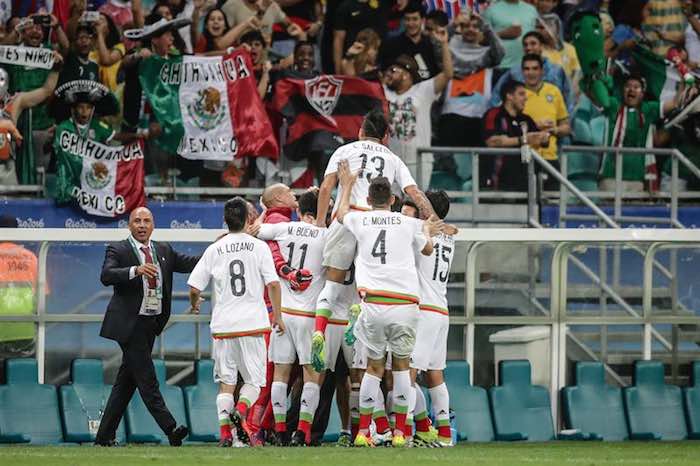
[1,442,700,466]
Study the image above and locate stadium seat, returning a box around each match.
[182,360,218,442]
[59,359,127,444]
[0,359,63,444]
[444,361,494,442]
[322,394,342,443]
[125,359,188,444]
[561,362,628,441]
[429,171,463,191]
[682,361,700,439]
[623,360,687,440]
[489,360,555,441]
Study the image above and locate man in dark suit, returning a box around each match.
[94,207,199,447]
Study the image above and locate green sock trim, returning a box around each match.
[316,308,332,318]
[219,418,231,426]
[299,412,313,423]
[239,397,252,408]
[359,407,374,415]
[415,411,428,421]
[274,414,286,423]
[372,410,386,419]
[393,405,408,414]
[437,419,450,427]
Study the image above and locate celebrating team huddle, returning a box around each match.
[187,109,455,448]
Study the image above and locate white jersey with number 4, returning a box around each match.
[257,221,327,314]
[187,232,277,337]
[325,140,416,215]
[343,210,427,303]
[415,233,455,314]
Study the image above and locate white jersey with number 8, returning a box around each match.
[325,140,416,215]
[187,232,277,337]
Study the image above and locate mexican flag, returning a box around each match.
[139,49,279,161]
[631,45,681,103]
[54,129,145,217]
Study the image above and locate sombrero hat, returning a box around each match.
[51,80,120,120]
[123,17,191,41]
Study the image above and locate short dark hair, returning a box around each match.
[404,1,425,17]
[521,53,543,69]
[294,40,315,55]
[500,79,525,102]
[240,29,265,46]
[75,23,96,37]
[362,108,389,139]
[224,197,249,232]
[624,73,646,90]
[522,31,544,45]
[401,199,419,218]
[368,177,393,206]
[425,9,449,27]
[298,190,318,217]
[426,190,450,219]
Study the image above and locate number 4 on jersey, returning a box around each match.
[371,229,387,264]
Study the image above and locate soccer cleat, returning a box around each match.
[436,436,453,447]
[336,431,352,447]
[229,409,253,445]
[289,430,307,447]
[391,432,407,448]
[217,438,232,448]
[311,331,326,373]
[413,431,440,448]
[353,432,374,447]
[269,430,290,446]
[231,437,249,448]
[372,430,393,447]
[344,304,361,345]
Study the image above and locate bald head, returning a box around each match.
[261,183,298,209]
[129,207,154,243]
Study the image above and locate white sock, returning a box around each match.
[359,373,381,434]
[429,383,451,439]
[373,385,386,418]
[350,382,360,430]
[216,392,234,424]
[299,382,321,427]
[406,384,417,435]
[414,385,428,418]
[271,381,288,430]
[238,383,261,412]
[386,390,394,428]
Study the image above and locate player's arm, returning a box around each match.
[404,185,437,220]
[335,160,357,224]
[420,216,443,256]
[316,172,337,227]
[188,286,202,314]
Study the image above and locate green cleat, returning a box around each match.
[336,431,352,447]
[311,330,326,373]
[344,304,361,345]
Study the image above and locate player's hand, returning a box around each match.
[337,159,358,189]
[292,269,313,291]
[431,26,449,44]
[274,317,286,335]
[189,297,204,314]
[443,223,459,236]
[136,263,159,279]
[424,215,444,238]
[246,221,261,236]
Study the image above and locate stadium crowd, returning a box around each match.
[0,0,700,197]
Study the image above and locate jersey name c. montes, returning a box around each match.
[187,232,277,337]
[343,210,426,303]
[325,140,416,214]
[257,221,327,316]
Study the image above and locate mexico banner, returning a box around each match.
[54,130,145,217]
[139,49,278,161]
[0,45,54,69]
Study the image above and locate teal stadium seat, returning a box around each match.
[59,359,126,443]
[682,361,700,439]
[623,360,687,440]
[561,362,628,440]
[322,394,342,442]
[489,360,555,441]
[125,359,188,444]
[0,359,63,444]
[183,360,218,442]
[444,361,494,441]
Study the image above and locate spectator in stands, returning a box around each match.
[157,0,196,53]
[271,0,323,58]
[537,14,581,92]
[482,0,539,71]
[424,8,448,34]
[641,0,686,57]
[378,2,440,80]
[241,30,272,98]
[440,12,504,151]
[384,25,453,188]
[386,0,410,38]
[483,79,550,191]
[58,23,99,85]
[607,0,653,64]
[597,74,682,192]
[332,0,389,73]
[279,40,319,78]
[0,53,62,185]
[90,13,126,92]
[536,0,557,15]
[222,0,306,48]
[340,28,382,80]
[520,53,570,189]
[684,0,700,65]
[491,31,572,111]
[192,6,261,53]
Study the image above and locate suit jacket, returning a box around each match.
[99,239,200,344]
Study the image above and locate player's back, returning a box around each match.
[343,210,424,303]
[415,232,455,313]
[327,140,415,213]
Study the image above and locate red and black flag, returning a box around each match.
[272,75,387,161]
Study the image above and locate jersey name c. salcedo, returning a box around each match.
[187,232,277,337]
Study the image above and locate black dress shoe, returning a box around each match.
[289,430,307,447]
[94,439,119,447]
[168,425,188,446]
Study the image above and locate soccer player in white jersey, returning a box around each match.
[404,191,455,447]
[187,197,285,448]
[335,161,443,448]
[252,190,329,447]
[313,109,437,443]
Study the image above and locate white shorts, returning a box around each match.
[410,310,449,371]
[212,335,267,387]
[269,312,314,365]
[325,320,353,371]
[353,302,419,360]
[322,220,357,270]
